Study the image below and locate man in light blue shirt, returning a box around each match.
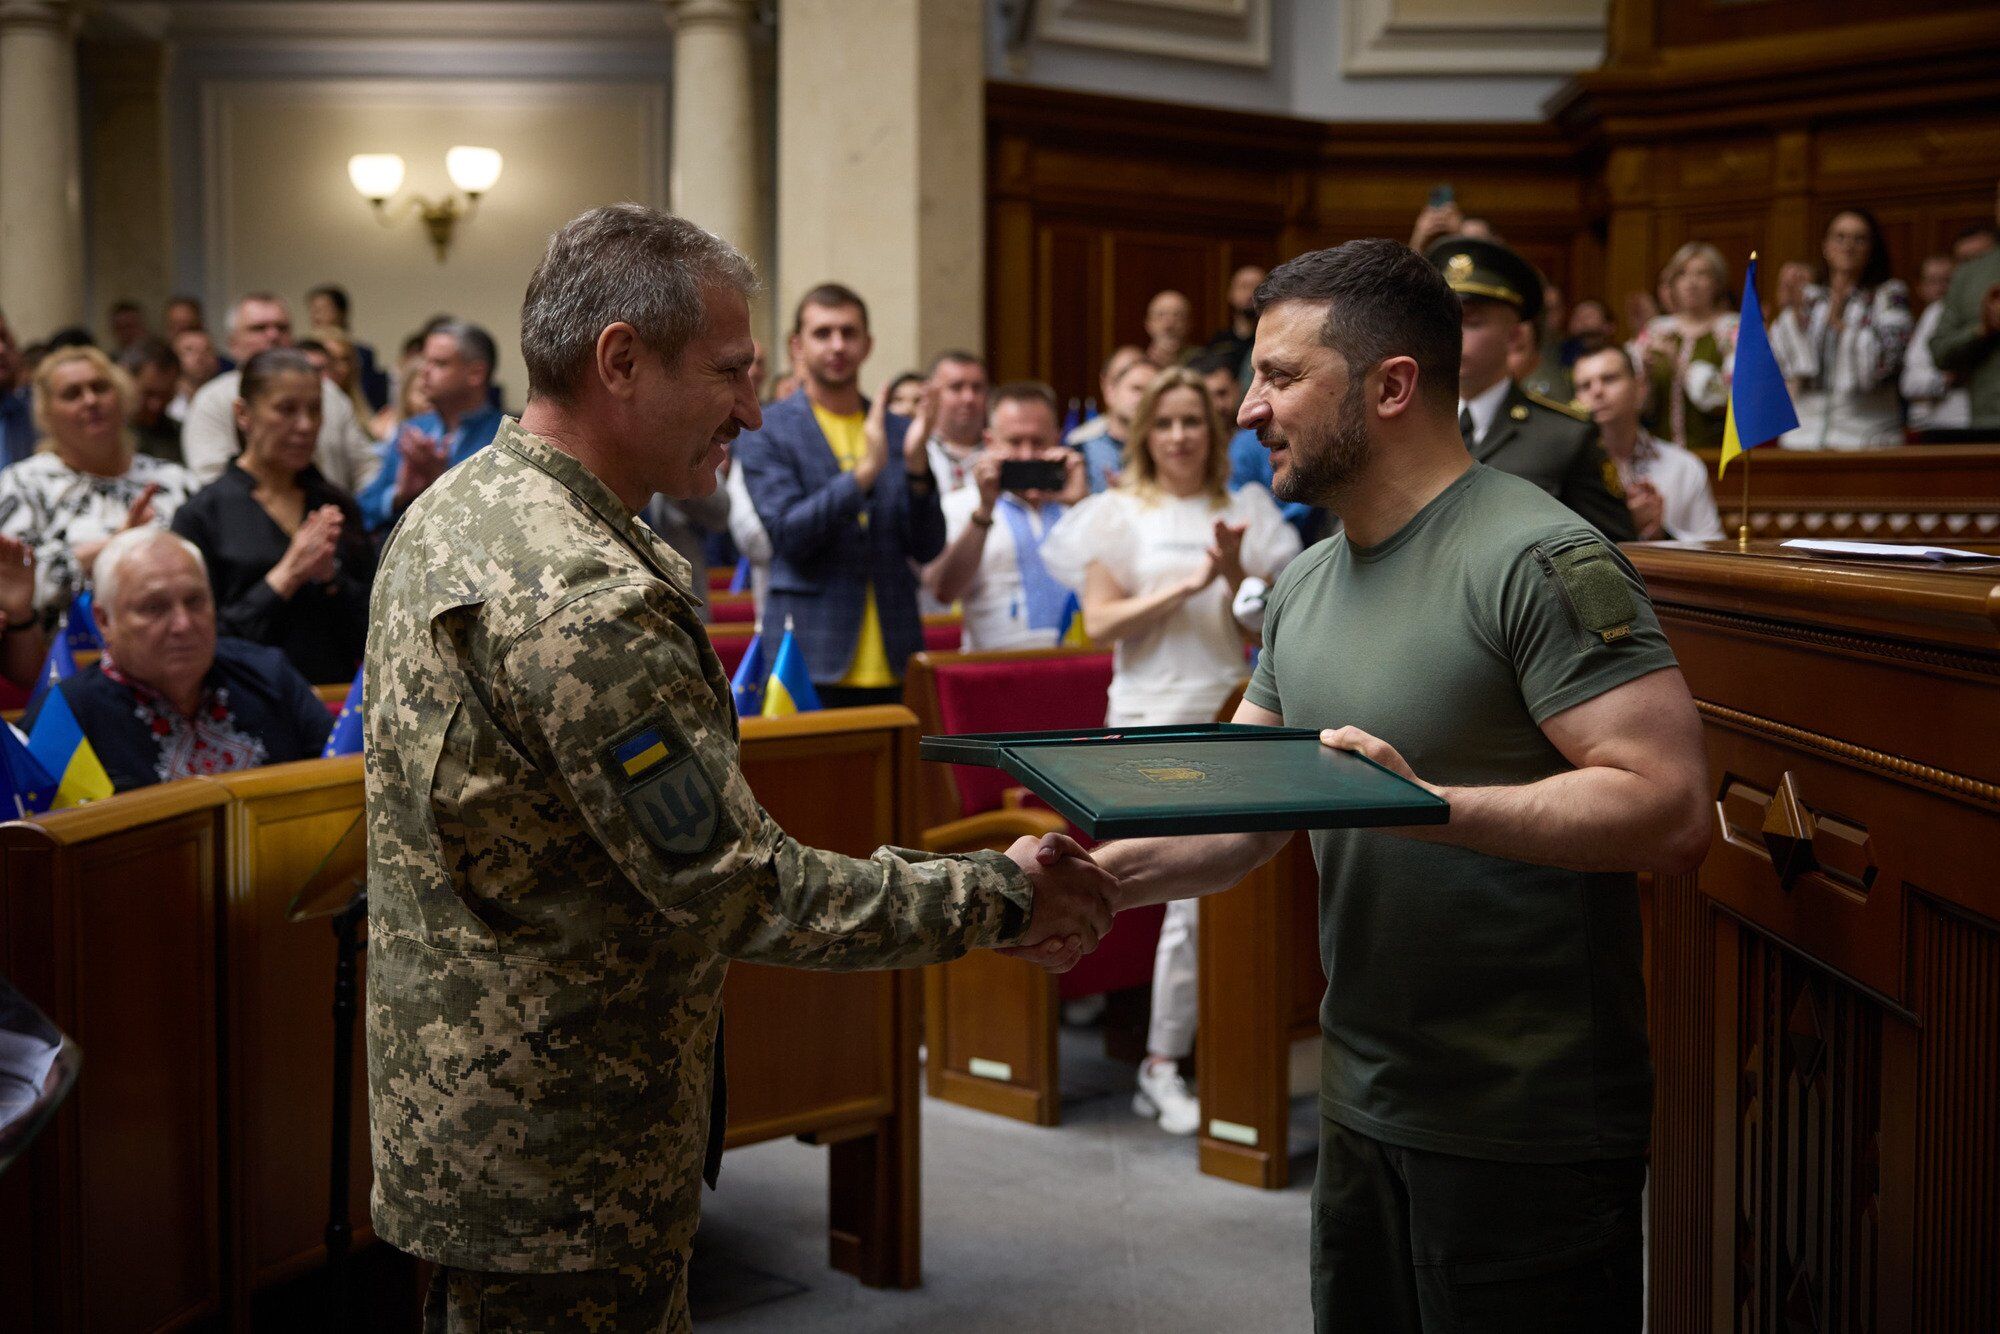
[359,320,503,531]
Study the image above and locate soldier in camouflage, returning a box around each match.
[364,203,1118,1332]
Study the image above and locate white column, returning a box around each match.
[0,0,86,338]
[776,0,985,377]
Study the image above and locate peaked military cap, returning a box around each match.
[1426,235,1544,324]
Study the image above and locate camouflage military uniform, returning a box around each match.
[364,420,1033,1331]
[1474,382,1638,543]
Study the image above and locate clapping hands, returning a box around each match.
[393,425,449,509]
[0,533,35,632]
[997,832,1121,974]
[268,505,346,598]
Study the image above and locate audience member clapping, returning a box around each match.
[356,320,503,532]
[117,339,184,464]
[1769,208,1912,447]
[30,526,331,793]
[183,292,379,490]
[1572,346,1724,541]
[0,532,43,692]
[170,349,376,684]
[1040,365,1300,1136]
[0,345,197,621]
[0,307,34,467]
[1629,243,1739,448]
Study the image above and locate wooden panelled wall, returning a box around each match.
[989,2,2000,407]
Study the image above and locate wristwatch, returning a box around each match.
[970,509,995,528]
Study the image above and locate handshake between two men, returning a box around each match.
[994,832,1123,974]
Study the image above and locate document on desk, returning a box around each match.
[1780,539,1992,562]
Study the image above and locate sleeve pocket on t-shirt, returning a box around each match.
[1531,537,1639,648]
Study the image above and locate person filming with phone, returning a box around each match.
[924,380,1089,650]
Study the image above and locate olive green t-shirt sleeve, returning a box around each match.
[1499,532,1681,725]
[1245,543,1317,717]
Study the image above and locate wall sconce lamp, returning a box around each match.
[347,147,503,261]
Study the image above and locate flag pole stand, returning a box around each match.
[1738,448,1752,549]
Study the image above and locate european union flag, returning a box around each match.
[759,621,820,716]
[64,590,102,654]
[730,630,766,716]
[1718,254,1800,478]
[323,668,364,757]
[24,623,84,721]
[1,722,55,818]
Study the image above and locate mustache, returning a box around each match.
[1257,426,1287,449]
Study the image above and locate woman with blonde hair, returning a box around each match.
[1041,363,1300,1138]
[307,326,373,427]
[1629,241,1739,448]
[0,344,198,622]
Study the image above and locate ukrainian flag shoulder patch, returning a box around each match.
[612,726,671,780]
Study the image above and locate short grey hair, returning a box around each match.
[430,319,499,375]
[95,526,206,614]
[227,292,288,336]
[520,203,758,404]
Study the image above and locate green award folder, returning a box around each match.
[919,723,1449,838]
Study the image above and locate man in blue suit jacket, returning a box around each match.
[733,284,944,707]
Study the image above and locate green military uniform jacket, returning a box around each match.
[364,420,1032,1275]
[1929,247,2000,429]
[1475,383,1637,544]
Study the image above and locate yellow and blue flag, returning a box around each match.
[1718,254,1799,478]
[760,622,821,716]
[25,687,112,808]
[1057,591,1091,648]
[323,667,364,757]
[730,630,766,716]
[2,722,56,817]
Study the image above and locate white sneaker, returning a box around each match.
[1133,1060,1200,1136]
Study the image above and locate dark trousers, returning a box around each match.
[1311,1117,1645,1334]
[816,684,905,709]
[423,1257,687,1334]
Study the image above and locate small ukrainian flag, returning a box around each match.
[323,667,364,757]
[1057,591,1091,649]
[1717,254,1800,479]
[760,620,821,716]
[25,687,113,809]
[614,727,671,778]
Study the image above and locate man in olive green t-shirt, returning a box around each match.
[1091,239,1710,1334]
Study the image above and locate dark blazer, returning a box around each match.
[733,389,945,684]
[1476,383,1638,544]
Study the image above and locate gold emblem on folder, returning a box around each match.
[1137,766,1205,783]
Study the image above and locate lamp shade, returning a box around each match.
[446,146,503,195]
[347,153,406,201]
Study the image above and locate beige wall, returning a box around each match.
[82,41,173,335]
[204,79,666,401]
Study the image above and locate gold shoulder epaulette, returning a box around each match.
[1522,387,1590,422]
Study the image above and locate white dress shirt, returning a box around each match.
[1457,378,1513,448]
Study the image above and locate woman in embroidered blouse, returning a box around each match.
[1769,208,1913,448]
[0,345,198,623]
[1629,242,1739,449]
[34,526,331,792]
[171,349,376,684]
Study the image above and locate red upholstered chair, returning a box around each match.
[905,647,1166,1126]
[708,593,757,625]
[706,623,758,678]
[920,614,962,655]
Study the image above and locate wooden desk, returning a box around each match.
[1692,443,2000,543]
[726,705,927,1288]
[1629,540,2000,1334]
[0,783,232,1333]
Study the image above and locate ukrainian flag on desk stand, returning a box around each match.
[323,668,365,757]
[730,629,767,716]
[1056,591,1091,649]
[1717,254,1799,479]
[759,619,820,717]
[2,722,56,817]
[22,641,112,809]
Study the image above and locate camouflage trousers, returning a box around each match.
[422,1255,689,1334]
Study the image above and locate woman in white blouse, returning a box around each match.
[1041,366,1300,1137]
[1768,208,1913,448]
[0,345,198,623]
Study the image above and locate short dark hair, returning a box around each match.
[1253,238,1461,414]
[1952,224,1999,249]
[430,319,499,375]
[238,347,320,405]
[927,348,984,377]
[117,338,179,377]
[989,379,1059,424]
[792,283,869,335]
[1186,350,1234,377]
[296,338,331,358]
[308,284,351,320]
[1573,343,1638,379]
[109,299,144,319]
[46,326,96,350]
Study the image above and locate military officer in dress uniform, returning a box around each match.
[1426,236,1638,542]
[364,204,1118,1333]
